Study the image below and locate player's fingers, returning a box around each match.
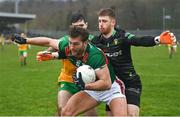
[165,30,170,33]
[36,56,41,61]
[37,51,50,55]
[170,33,175,40]
[37,53,42,56]
[37,51,46,55]
[170,33,177,42]
[170,33,174,37]
[37,52,41,54]
[78,72,82,79]
[170,33,176,39]
[36,55,44,62]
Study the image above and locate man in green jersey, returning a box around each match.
[37,13,96,116]
[12,26,127,116]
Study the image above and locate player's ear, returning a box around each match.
[111,19,116,26]
[85,22,88,29]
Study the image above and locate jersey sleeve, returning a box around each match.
[57,35,69,59]
[124,32,157,47]
[87,53,106,70]
[58,35,69,51]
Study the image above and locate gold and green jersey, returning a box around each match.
[58,59,77,82]
[18,44,28,51]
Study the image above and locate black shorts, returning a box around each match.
[106,74,142,111]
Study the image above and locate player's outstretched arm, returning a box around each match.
[12,34,59,50]
[125,31,176,47]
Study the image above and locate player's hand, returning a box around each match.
[73,72,85,90]
[11,34,27,44]
[155,31,176,45]
[36,51,54,62]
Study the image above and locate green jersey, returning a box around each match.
[57,38,116,82]
[57,34,95,83]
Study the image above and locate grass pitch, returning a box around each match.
[0,44,180,116]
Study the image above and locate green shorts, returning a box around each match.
[19,50,27,56]
[59,82,80,94]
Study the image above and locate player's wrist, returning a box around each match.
[23,38,27,44]
[154,36,160,45]
[25,38,31,44]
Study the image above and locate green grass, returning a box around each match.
[132,46,180,115]
[0,44,180,116]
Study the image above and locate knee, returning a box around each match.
[128,107,139,117]
[61,107,74,116]
[128,112,139,117]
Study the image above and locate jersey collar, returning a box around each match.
[112,29,116,36]
[100,28,117,45]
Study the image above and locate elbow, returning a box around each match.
[103,76,112,90]
[106,84,111,90]
[105,80,112,90]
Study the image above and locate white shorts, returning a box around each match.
[84,79,126,105]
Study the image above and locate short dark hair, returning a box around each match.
[98,8,115,19]
[69,26,89,42]
[70,13,86,24]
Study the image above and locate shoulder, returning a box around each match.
[90,35,101,44]
[87,44,106,69]
[87,44,106,62]
[88,44,102,54]
[114,28,126,38]
[58,35,69,50]
[58,35,69,40]
[115,28,126,33]
[115,28,136,40]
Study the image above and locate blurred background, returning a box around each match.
[0,0,180,116]
[0,0,180,38]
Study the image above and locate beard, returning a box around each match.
[99,26,111,35]
[71,46,85,58]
